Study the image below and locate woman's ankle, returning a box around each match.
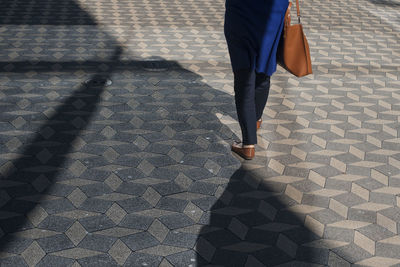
[242,144,254,148]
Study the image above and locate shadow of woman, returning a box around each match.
[196,166,323,266]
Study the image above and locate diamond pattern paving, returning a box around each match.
[1,0,400,266]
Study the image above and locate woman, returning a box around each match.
[225,0,288,160]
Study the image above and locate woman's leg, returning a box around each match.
[255,73,271,121]
[233,68,257,145]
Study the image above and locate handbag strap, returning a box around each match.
[285,0,301,30]
[294,0,301,23]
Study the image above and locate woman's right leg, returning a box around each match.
[233,68,257,145]
[255,73,271,121]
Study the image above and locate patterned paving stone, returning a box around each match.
[1,0,400,265]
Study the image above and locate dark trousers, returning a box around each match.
[233,69,270,145]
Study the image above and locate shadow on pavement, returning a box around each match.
[0,47,122,252]
[196,166,323,266]
[0,0,97,25]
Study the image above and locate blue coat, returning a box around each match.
[224,0,288,75]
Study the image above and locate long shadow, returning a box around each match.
[0,0,97,25]
[0,0,124,255]
[0,47,122,252]
[196,166,326,266]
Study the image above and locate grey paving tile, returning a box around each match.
[151,182,183,196]
[252,247,292,266]
[189,182,219,196]
[123,252,162,267]
[145,144,172,155]
[163,231,197,248]
[331,244,373,264]
[150,168,179,181]
[327,252,351,267]
[121,232,159,251]
[0,215,34,234]
[0,236,33,254]
[192,197,219,211]
[302,194,330,208]
[77,169,110,183]
[235,211,273,228]
[325,179,352,192]
[183,168,214,181]
[333,193,366,207]
[38,216,74,233]
[180,156,208,168]
[45,184,75,197]
[159,214,194,230]
[166,249,206,267]
[119,214,153,230]
[282,228,319,246]
[113,168,146,182]
[358,224,396,241]
[79,215,116,233]
[2,200,36,215]
[79,234,117,253]
[275,209,307,225]
[297,246,330,265]
[36,255,75,267]
[376,242,400,259]
[348,208,377,223]
[0,256,28,267]
[156,197,188,212]
[307,209,344,225]
[245,228,279,246]
[79,183,113,197]
[114,182,147,196]
[206,248,249,266]
[77,254,119,267]
[37,234,74,253]
[80,198,113,213]
[346,166,374,177]
[355,178,387,191]
[324,223,357,242]
[200,229,241,249]
[118,197,152,213]
[147,155,176,167]
[378,207,400,226]
[36,198,74,218]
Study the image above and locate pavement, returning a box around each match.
[0,0,400,266]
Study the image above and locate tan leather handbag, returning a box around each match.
[277,0,312,77]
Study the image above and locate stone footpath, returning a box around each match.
[0,0,400,266]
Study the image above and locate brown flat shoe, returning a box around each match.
[231,142,255,160]
[256,119,262,131]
